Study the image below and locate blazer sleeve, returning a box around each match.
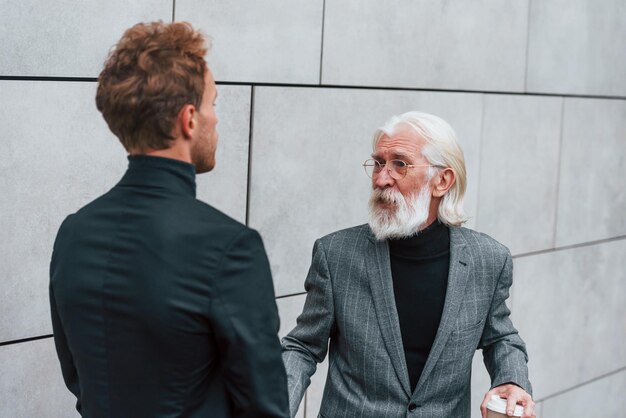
[478,250,532,395]
[281,239,335,418]
[49,216,82,414]
[210,227,289,418]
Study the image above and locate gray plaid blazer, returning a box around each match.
[282,224,531,418]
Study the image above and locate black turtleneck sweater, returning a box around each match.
[389,220,450,392]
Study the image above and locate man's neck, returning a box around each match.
[419,213,439,232]
[131,139,192,165]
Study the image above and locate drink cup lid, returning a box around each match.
[486,395,524,416]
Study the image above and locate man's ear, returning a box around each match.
[432,168,456,197]
[178,104,196,140]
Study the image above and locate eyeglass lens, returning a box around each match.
[364,160,407,179]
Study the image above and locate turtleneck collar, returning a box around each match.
[388,219,450,260]
[117,155,197,197]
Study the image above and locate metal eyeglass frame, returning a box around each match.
[362,158,436,180]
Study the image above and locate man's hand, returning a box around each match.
[480,384,536,418]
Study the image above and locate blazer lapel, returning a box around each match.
[365,231,411,397]
[413,226,471,395]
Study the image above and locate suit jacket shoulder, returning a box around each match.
[454,226,511,268]
[318,224,511,258]
[317,223,370,247]
[71,187,252,245]
[313,224,371,266]
[189,198,243,228]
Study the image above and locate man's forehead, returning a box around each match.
[374,131,425,158]
[371,147,414,159]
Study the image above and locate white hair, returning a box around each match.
[373,111,468,226]
[368,183,432,240]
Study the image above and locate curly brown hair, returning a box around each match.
[96,21,210,151]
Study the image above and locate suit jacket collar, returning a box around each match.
[117,155,197,197]
[365,225,471,398]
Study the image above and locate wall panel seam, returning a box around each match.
[276,292,307,300]
[0,334,53,347]
[523,0,533,92]
[303,390,308,418]
[512,234,626,259]
[318,0,327,85]
[535,365,626,402]
[551,97,566,248]
[474,93,487,228]
[215,82,626,101]
[2,76,625,101]
[245,86,255,227]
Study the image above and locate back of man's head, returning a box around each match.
[96,21,209,153]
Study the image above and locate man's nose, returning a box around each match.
[373,167,395,188]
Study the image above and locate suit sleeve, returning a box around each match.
[478,250,532,395]
[210,227,289,418]
[281,239,335,418]
[49,217,82,414]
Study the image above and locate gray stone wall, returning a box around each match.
[1,1,624,417]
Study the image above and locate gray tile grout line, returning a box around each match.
[512,234,626,259]
[523,0,532,92]
[0,76,97,82]
[0,334,53,347]
[245,86,255,227]
[303,390,308,418]
[535,365,626,403]
[551,97,566,248]
[318,0,327,85]
[275,291,307,300]
[1,76,625,101]
[473,93,487,228]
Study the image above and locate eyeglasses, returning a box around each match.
[363,158,436,180]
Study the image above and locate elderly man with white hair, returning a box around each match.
[282,111,535,418]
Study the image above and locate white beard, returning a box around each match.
[368,185,432,241]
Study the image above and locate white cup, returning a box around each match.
[486,395,524,418]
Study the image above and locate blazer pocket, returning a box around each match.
[452,318,485,340]
[438,319,486,364]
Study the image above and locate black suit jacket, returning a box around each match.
[49,155,289,418]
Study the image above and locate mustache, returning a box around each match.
[371,188,403,205]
